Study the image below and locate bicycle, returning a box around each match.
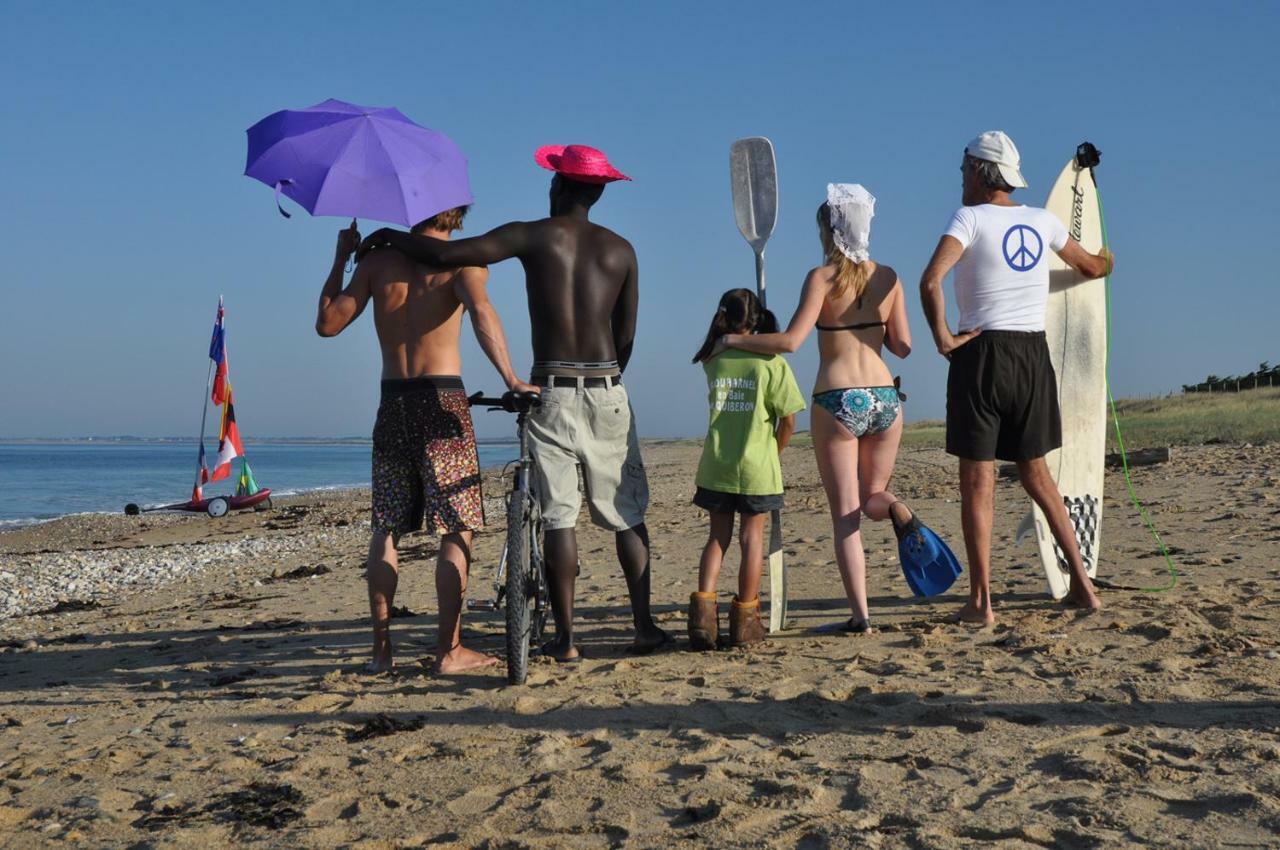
[465,389,547,685]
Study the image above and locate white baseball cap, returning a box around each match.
[965,130,1028,189]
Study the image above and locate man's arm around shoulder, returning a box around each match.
[453,266,537,394]
[360,221,533,269]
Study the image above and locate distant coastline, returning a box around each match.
[0,440,523,527]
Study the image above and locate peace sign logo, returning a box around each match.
[1002,224,1043,272]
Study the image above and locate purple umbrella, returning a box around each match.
[244,99,472,227]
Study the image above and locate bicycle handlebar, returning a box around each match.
[467,390,542,413]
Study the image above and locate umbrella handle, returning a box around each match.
[345,218,357,274]
[273,180,293,219]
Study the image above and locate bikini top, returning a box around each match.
[815,319,886,332]
[816,297,887,332]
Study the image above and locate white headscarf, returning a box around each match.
[826,183,876,263]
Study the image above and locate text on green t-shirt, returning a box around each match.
[694,350,806,495]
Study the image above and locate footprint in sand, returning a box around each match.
[747,777,827,811]
[722,810,818,847]
[303,792,361,822]
[591,660,635,675]
[444,784,507,817]
[766,678,813,701]
[657,762,708,784]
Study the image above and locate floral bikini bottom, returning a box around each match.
[812,386,903,437]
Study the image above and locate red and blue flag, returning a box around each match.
[209,297,228,405]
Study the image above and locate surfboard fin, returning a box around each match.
[1015,509,1037,545]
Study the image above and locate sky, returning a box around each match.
[2,1,1277,441]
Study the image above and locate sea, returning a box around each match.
[0,441,518,527]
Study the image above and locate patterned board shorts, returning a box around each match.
[812,386,903,438]
[371,376,484,538]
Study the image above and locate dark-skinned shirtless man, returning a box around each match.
[359,144,669,661]
[318,205,536,675]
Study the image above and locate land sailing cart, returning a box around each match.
[125,298,270,518]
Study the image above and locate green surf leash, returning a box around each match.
[1096,187,1179,593]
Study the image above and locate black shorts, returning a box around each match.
[946,331,1062,462]
[693,486,784,515]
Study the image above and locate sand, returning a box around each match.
[1,441,1278,848]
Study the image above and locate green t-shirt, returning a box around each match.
[695,350,806,495]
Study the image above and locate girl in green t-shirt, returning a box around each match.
[688,289,806,649]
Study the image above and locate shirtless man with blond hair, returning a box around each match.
[317,206,535,674]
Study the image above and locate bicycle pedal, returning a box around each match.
[466,599,498,611]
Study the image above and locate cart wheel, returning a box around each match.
[256,497,273,512]
[124,503,140,516]
[206,497,230,518]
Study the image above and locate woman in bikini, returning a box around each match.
[719,184,917,632]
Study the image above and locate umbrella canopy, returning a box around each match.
[245,99,473,227]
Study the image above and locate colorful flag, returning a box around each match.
[210,389,244,481]
[209,297,228,406]
[198,441,211,484]
[237,458,262,497]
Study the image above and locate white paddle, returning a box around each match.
[729,137,787,633]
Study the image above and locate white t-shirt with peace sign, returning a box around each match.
[943,204,1069,332]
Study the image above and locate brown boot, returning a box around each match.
[729,596,765,647]
[688,592,718,651]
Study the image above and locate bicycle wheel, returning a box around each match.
[504,490,532,685]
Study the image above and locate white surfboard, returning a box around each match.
[1031,149,1107,598]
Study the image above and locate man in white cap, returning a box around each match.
[919,130,1114,624]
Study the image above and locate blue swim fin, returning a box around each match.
[892,510,963,597]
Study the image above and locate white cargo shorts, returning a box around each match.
[526,380,649,532]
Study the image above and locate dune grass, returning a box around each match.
[894,388,1280,451]
[900,420,946,449]
[1104,387,1280,449]
[668,388,1280,452]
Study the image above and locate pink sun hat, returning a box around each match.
[534,144,631,184]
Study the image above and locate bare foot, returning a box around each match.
[952,602,996,625]
[1063,586,1102,611]
[364,653,393,674]
[431,645,499,676]
[365,634,393,673]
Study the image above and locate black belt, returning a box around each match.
[533,374,622,389]
[381,375,464,395]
